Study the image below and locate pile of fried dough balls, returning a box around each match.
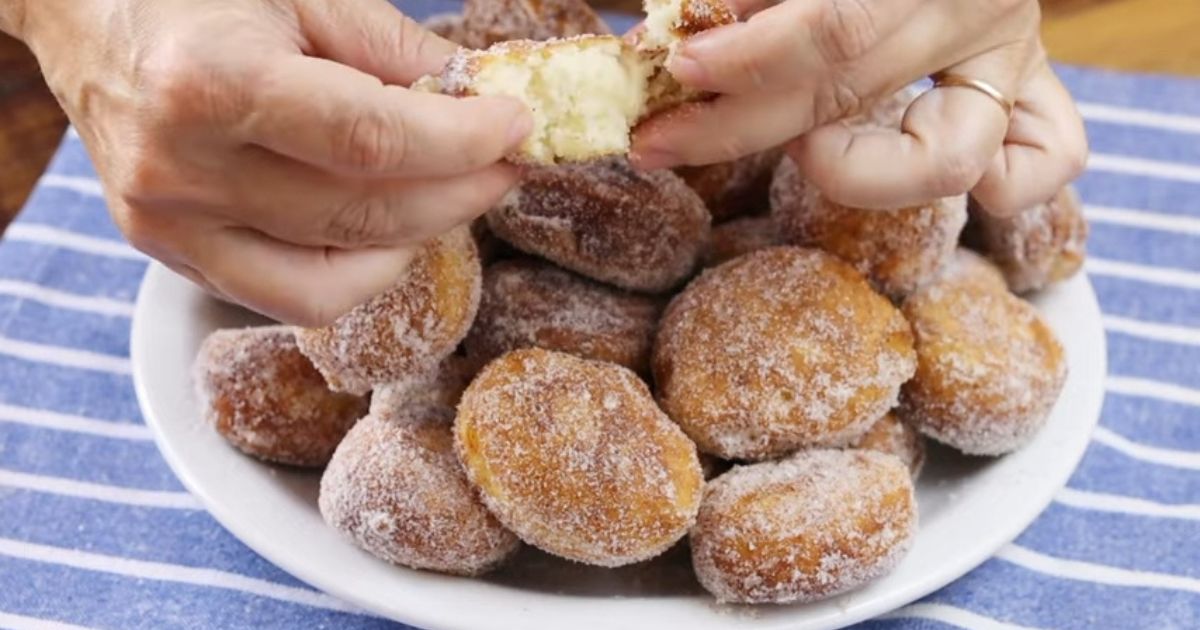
[192,0,1084,606]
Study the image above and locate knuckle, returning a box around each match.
[812,0,879,67]
[325,194,397,246]
[1060,135,1090,180]
[813,78,864,125]
[339,106,407,173]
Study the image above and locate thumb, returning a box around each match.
[293,0,457,86]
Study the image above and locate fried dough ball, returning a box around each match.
[964,186,1089,293]
[296,227,481,395]
[370,354,478,413]
[937,248,1010,293]
[465,258,662,372]
[690,449,917,604]
[899,276,1068,455]
[701,215,782,268]
[488,158,711,292]
[320,401,520,576]
[454,348,703,567]
[847,412,926,478]
[462,0,609,49]
[772,157,967,300]
[677,149,784,221]
[421,13,473,48]
[193,326,367,467]
[654,247,917,460]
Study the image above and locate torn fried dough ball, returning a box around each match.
[462,0,610,49]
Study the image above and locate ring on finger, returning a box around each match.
[930,71,1015,118]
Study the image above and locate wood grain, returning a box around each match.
[0,1,1197,233]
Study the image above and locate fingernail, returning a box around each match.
[631,147,679,171]
[507,108,534,147]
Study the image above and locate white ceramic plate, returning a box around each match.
[132,262,1106,630]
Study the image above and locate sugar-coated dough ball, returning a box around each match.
[296,227,481,395]
[654,247,916,460]
[462,0,609,49]
[936,248,1010,293]
[454,348,703,567]
[319,401,520,576]
[465,258,661,373]
[701,216,781,268]
[677,149,784,221]
[488,158,710,292]
[193,326,367,468]
[899,275,1067,455]
[370,353,478,413]
[847,412,926,478]
[964,186,1089,293]
[690,449,917,604]
[772,157,967,300]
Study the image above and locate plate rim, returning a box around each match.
[131,262,1107,630]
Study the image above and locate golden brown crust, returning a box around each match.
[465,258,662,372]
[454,348,704,566]
[899,278,1067,455]
[964,186,1089,293]
[701,215,782,268]
[654,247,917,460]
[677,148,784,221]
[772,157,967,300]
[296,227,481,395]
[488,158,711,292]
[194,326,367,467]
[847,412,926,478]
[462,0,610,49]
[690,450,916,604]
[319,401,520,576]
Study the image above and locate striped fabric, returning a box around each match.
[1,2,1198,628]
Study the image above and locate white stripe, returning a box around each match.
[1087,257,1200,291]
[0,403,151,441]
[0,537,363,615]
[65,126,80,141]
[1092,426,1200,471]
[1056,487,1200,521]
[3,224,144,261]
[0,279,134,318]
[37,173,104,198]
[0,469,200,510]
[1085,204,1200,237]
[0,611,94,630]
[880,602,1039,630]
[1104,315,1200,347]
[1107,375,1200,408]
[0,336,131,375]
[1088,153,1200,184]
[997,544,1200,595]
[1077,101,1200,135]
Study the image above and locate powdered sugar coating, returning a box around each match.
[466,258,662,372]
[296,227,481,395]
[193,326,367,468]
[690,449,916,604]
[488,158,711,292]
[654,247,917,460]
[964,186,1089,294]
[848,412,926,479]
[462,0,610,49]
[772,157,967,301]
[702,215,782,268]
[936,248,1010,293]
[421,13,473,48]
[677,148,784,221]
[370,353,478,415]
[899,279,1068,456]
[319,401,520,576]
[454,348,704,567]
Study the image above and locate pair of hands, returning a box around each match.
[7,0,1085,326]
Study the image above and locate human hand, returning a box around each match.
[15,0,531,325]
[631,0,1087,215]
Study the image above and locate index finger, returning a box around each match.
[240,55,532,178]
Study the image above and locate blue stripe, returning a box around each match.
[1086,120,1200,165]
[0,242,145,302]
[1070,443,1200,505]
[0,359,140,425]
[0,296,131,358]
[17,189,126,244]
[0,556,401,630]
[1098,395,1200,452]
[1087,222,1200,272]
[0,423,182,491]
[1092,276,1200,329]
[1056,64,1200,117]
[1106,334,1200,393]
[1076,171,1200,219]
[0,490,308,588]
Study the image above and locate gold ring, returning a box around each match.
[931,72,1014,118]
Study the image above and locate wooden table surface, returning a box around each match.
[2,0,1199,231]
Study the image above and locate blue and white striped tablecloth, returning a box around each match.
[2,2,1199,628]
